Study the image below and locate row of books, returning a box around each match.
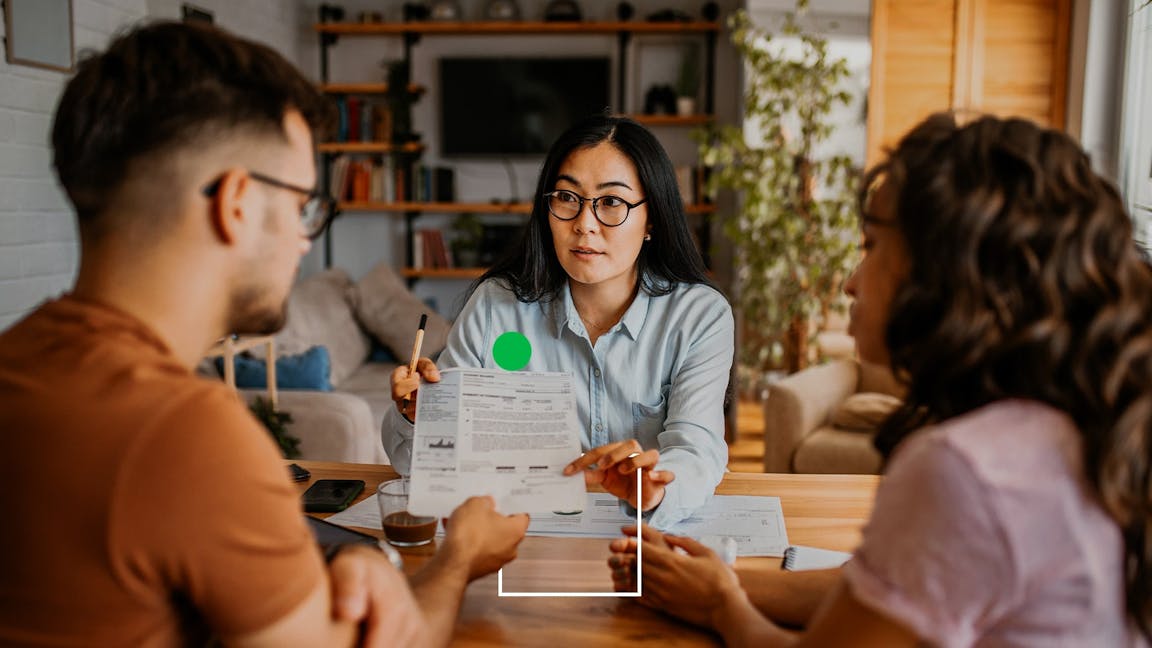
[333,96,392,143]
[329,155,455,204]
[675,165,714,207]
[412,229,453,269]
[329,155,406,203]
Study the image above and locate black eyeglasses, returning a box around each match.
[543,189,647,228]
[202,171,337,240]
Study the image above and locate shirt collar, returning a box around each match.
[550,280,651,341]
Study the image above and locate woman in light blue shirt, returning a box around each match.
[385,115,734,529]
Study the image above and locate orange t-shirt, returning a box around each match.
[0,296,323,646]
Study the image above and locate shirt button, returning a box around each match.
[593,368,601,378]
[595,423,603,432]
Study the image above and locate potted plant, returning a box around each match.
[676,42,700,116]
[699,2,858,378]
[249,396,301,459]
[450,212,484,268]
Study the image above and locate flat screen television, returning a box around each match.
[439,57,611,156]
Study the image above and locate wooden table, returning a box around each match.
[296,461,879,647]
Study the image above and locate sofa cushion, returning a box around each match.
[216,345,332,391]
[348,262,451,361]
[829,392,902,431]
[793,426,883,473]
[858,361,904,397]
[276,268,370,386]
[337,362,399,434]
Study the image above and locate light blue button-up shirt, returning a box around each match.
[381,278,734,529]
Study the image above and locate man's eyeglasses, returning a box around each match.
[543,189,647,228]
[202,171,337,240]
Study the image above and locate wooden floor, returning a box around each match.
[729,399,765,473]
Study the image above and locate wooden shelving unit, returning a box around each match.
[401,267,486,279]
[318,141,424,154]
[316,17,721,277]
[339,201,532,214]
[337,201,716,215]
[319,82,426,96]
[631,114,713,126]
[315,21,719,36]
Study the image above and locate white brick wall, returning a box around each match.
[0,0,305,331]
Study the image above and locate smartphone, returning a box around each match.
[305,516,403,570]
[288,463,311,482]
[301,479,364,513]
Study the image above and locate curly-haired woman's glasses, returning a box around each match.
[202,171,338,240]
[543,189,647,228]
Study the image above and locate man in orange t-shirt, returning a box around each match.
[0,21,528,647]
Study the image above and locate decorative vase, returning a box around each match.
[676,96,696,116]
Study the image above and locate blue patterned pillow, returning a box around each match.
[215,345,332,391]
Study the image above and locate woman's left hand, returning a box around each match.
[563,440,674,512]
[607,524,744,629]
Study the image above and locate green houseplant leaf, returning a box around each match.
[699,3,858,375]
[249,396,301,459]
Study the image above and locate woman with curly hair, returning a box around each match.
[607,112,1152,646]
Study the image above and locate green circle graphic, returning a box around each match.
[493,331,532,371]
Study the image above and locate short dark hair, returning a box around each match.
[477,114,714,302]
[51,21,332,224]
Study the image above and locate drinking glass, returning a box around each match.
[377,478,437,546]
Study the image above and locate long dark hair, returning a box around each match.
[476,114,713,302]
[870,113,1152,638]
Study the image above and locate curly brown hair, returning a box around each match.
[868,113,1152,638]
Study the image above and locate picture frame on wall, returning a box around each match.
[3,0,74,73]
[181,3,214,25]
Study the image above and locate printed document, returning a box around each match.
[408,368,585,517]
[526,492,790,557]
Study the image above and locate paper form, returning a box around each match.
[665,495,789,557]
[525,492,790,557]
[408,368,585,517]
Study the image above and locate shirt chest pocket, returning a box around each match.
[631,387,670,445]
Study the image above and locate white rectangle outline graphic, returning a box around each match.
[497,468,642,597]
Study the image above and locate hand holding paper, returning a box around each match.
[440,495,530,582]
[564,440,675,512]
[408,369,585,517]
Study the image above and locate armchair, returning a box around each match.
[763,359,903,474]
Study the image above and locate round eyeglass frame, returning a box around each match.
[542,189,647,228]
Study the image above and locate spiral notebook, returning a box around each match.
[781,545,852,571]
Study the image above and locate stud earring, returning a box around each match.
[643,234,651,241]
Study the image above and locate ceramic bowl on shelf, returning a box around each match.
[484,0,522,21]
[543,0,582,22]
[429,0,462,21]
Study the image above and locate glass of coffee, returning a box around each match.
[377,478,437,546]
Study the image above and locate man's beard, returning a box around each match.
[226,285,289,336]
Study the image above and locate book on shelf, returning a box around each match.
[329,154,351,200]
[347,96,361,141]
[331,97,393,144]
[412,228,452,270]
[674,165,714,207]
[675,165,694,206]
[414,165,456,203]
[350,160,372,202]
